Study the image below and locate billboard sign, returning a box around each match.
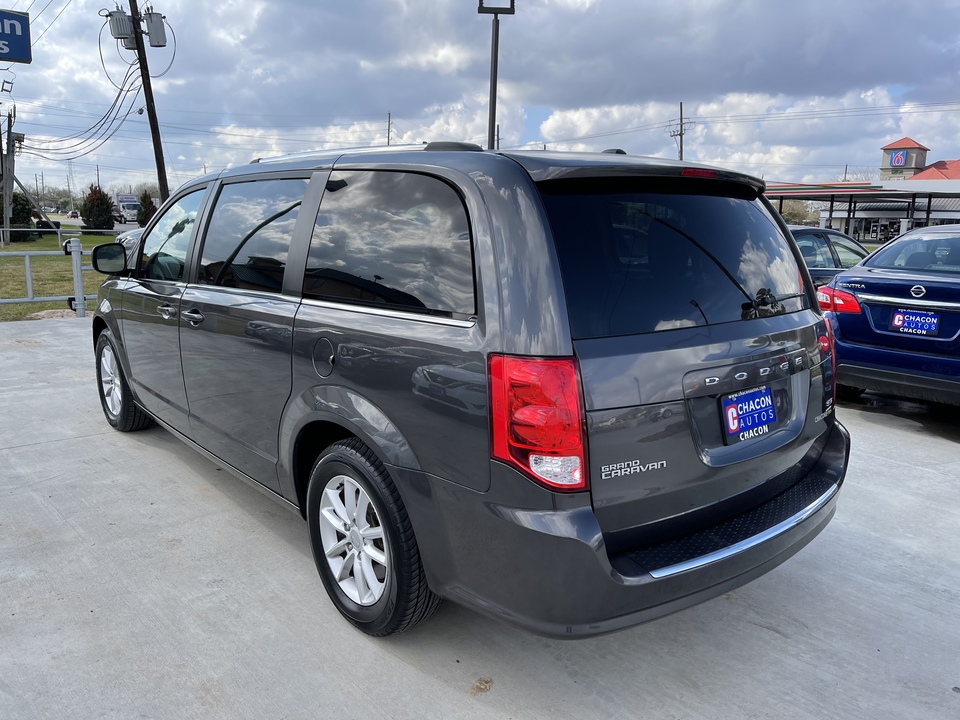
[0,10,31,65]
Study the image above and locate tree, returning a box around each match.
[137,189,158,227]
[80,184,115,230]
[836,166,879,182]
[778,199,817,225]
[133,182,160,198]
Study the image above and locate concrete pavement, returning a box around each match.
[1,317,958,719]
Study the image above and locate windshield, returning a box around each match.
[867,232,960,272]
[538,178,807,339]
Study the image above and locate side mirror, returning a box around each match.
[92,243,127,275]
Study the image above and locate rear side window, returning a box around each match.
[867,233,960,272]
[795,232,834,268]
[197,178,309,294]
[539,178,807,338]
[302,170,475,318]
[830,235,867,268]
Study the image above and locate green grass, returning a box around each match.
[0,232,119,321]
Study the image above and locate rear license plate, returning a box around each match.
[890,309,940,336]
[722,385,777,444]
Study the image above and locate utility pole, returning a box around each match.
[2,111,13,247]
[387,112,391,146]
[128,0,169,201]
[669,101,694,161]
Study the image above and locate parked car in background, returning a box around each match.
[819,223,960,404]
[114,227,143,270]
[88,144,848,638]
[68,210,79,219]
[790,226,869,286]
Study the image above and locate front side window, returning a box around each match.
[302,170,475,318]
[539,178,807,338]
[197,178,309,294]
[141,188,206,281]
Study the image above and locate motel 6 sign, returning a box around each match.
[0,9,31,64]
[890,150,907,167]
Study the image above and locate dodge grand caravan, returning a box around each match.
[90,144,850,638]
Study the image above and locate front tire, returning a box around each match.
[306,438,441,636]
[95,330,153,432]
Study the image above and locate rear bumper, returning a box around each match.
[834,335,960,405]
[396,421,849,638]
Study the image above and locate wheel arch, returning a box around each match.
[281,385,422,518]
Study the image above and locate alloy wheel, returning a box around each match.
[318,474,389,606]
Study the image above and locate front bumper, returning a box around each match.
[395,420,850,638]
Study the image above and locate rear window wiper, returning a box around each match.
[756,291,805,307]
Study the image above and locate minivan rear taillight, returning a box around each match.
[489,355,588,492]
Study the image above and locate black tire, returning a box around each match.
[306,438,441,636]
[837,384,866,402]
[95,330,153,432]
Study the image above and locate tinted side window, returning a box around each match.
[302,170,475,318]
[539,178,806,339]
[197,178,309,294]
[141,189,205,281]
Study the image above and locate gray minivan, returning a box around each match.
[91,144,849,638]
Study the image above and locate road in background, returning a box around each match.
[1,318,958,720]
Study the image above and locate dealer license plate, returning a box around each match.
[890,309,939,336]
[722,385,777,445]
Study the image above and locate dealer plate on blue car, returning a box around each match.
[722,385,777,445]
[890,308,940,336]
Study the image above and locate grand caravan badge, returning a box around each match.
[601,459,667,479]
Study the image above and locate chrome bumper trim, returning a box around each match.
[648,483,838,579]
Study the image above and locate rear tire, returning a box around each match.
[837,384,866,402]
[95,330,153,432]
[306,438,441,636]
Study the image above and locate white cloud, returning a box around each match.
[11,0,960,192]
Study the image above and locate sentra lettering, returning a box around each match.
[601,460,667,479]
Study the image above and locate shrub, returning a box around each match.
[137,189,157,227]
[80,185,115,230]
[9,192,35,240]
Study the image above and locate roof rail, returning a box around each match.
[602,148,627,155]
[250,144,424,165]
[423,141,484,152]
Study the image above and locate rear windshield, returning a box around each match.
[867,232,960,272]
[538,178,807,339]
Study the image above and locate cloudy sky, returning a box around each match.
[5,0,960,196]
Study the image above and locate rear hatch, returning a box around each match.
[538,173,834,551]
[830,234,960,356]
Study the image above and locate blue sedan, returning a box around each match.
[818,224,960,404]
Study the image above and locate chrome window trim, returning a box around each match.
[182,283,302,304]
[648,483,838,579]
[299,296,477,328]
[857,293,960,311]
